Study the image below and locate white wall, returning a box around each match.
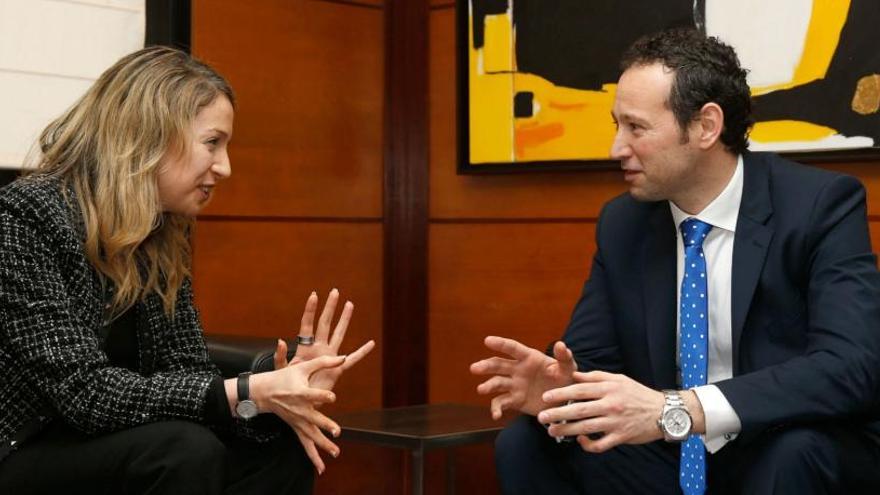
[0,0,144,169]
[704,0,812,89]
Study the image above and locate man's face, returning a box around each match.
[610,63,699,203]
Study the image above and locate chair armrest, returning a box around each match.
[205,334,296,378]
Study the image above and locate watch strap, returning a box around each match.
[543,400,577,443]
[662,389,685,407]
[237,371,252,402]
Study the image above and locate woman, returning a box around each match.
[0,46,373,494]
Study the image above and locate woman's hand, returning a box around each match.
[250,355,346,474]
[274,289,375,392]
[271,289,375,473]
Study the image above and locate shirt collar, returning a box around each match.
[669,154,743,233]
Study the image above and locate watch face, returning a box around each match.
[236,400,258,419]
[663,408,692,439]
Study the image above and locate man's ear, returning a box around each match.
[695,102,724,150]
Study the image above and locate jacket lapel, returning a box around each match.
[644,203,678,389]
[731,152,774,373]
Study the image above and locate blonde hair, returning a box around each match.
[27,46,234,318]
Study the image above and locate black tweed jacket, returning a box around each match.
[0,176,270,461]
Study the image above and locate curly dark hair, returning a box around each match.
[620,29,754,154]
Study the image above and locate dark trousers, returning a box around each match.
[0,420,314,495]
[495,415,880,495]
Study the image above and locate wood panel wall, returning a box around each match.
[190,2,402,494]
[191,0,384,411]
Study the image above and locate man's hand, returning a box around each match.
[537,371,667,453]
[470,336,577,419]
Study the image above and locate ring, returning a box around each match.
[296,335,315,346]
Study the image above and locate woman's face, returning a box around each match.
[157,95,234,217]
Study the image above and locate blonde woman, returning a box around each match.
[0,46,373,494]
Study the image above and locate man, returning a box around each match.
[471,29,880,494]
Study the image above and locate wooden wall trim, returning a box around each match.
[198,215,383,223]
[383,0,430,407]
[315,0,384,9]
[432,218,599,224]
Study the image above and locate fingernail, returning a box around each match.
[538,413,547,422]
[331,450,339,458]
[311,291,317,296]
[333,428,341,437]
[543,392,553,401]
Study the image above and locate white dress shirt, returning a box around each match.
[669,155,744,453]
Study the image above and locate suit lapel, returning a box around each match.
[644,203,678,389]
[731,152,774,373]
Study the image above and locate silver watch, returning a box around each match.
[235,371,258,420]
[658,390,692,442]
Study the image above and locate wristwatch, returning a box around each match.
[658,390,692,442]
[544,400,577,443]
[235,371,258,420]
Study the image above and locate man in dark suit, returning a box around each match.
[471,29,880,494]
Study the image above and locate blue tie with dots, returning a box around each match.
[679,218,712,495]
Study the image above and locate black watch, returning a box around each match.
[235,371,258,420]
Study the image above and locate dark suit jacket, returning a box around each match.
[561,151,880,441]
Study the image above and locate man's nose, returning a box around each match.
[610,130,631,160]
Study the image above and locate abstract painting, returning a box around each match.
[459,0,880,172]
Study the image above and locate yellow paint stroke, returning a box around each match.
[751,120,836,143]
[752,0,850,96]
[513,72,617,161]
[483,12,514,73]
[517,120,541,130]
[515,122,564,159]
[470,13,514,163]
[469,8,618,164]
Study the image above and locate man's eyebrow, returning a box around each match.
[616,112,649,124]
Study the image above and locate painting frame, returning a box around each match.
[457,0,880,175]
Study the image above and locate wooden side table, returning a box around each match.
[336,403,507,495]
